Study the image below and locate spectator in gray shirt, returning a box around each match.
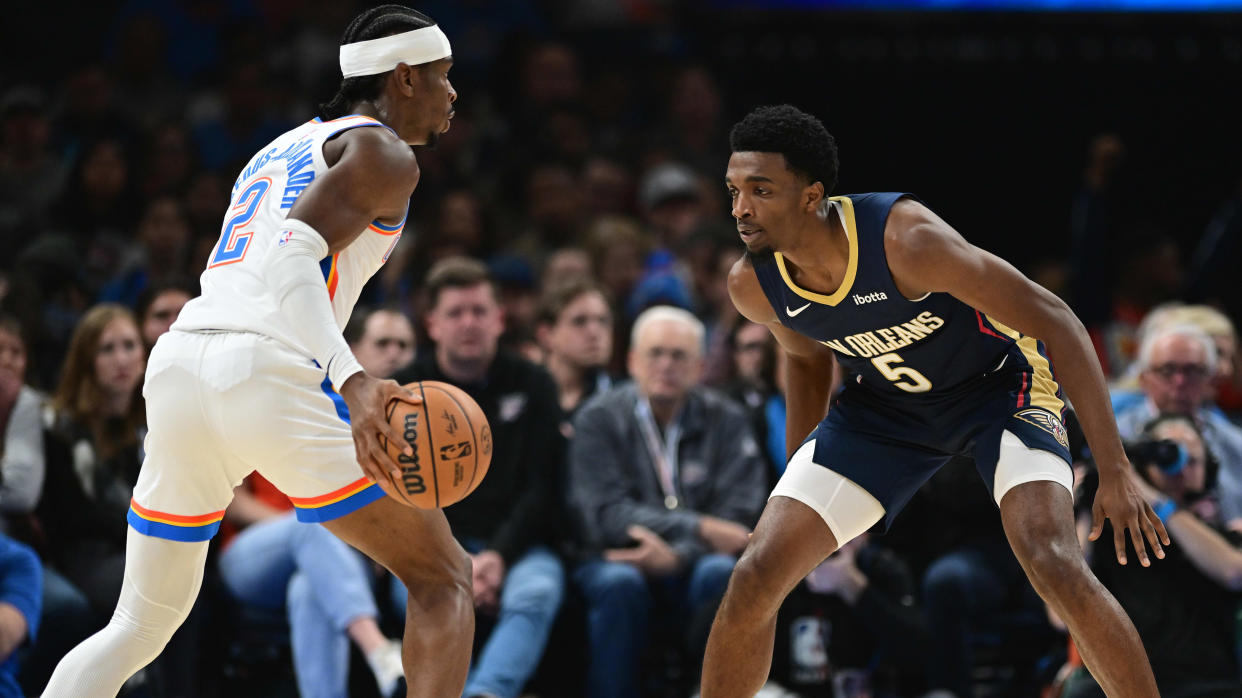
[0,315,44,516]
[569,305,766,698]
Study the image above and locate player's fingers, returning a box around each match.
[1088,500,1105,542]
[1152,503,1172,546]
[352,437,377,480]
[1127,517,1150,567]
[378,420,413,457]
[367,439,401,476]
[391,390,422,406]
[357,451,384,483]
[393,383,423,404]
[1139,505,1166,560]
[1111,518,1127,566]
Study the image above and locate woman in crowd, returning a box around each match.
[38,303,145,614]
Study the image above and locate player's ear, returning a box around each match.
[392,62,418,98]
[803,181,825,211]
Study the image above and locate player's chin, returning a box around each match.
[742,238,773,258]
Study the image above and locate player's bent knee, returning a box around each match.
[722,556,785,621]
[394,537,472,593]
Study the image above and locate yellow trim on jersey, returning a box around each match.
[985,315,1065,415]
[773,196,859,307]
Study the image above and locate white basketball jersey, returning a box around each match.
[174,115,406,356]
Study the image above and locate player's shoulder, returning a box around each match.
[882,196,943,253]
[727,254,777,324]
[331,125,420,183]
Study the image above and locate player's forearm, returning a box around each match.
[1039,307,1127,472]
[783,353,833,458]
[266,219,363,390]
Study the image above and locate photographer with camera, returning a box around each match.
[1064,413,1242,698]
[1115,322,1242,532]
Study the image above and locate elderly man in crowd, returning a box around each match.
[569,305,767,698]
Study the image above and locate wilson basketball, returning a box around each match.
[378,381,492,509]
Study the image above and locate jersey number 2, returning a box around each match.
[209,178,271,268]
[871,352,933,393]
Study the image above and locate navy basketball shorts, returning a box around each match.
[770,355,1073,546]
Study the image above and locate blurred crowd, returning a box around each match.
[2,2,1242,698]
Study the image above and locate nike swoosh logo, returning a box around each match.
[786,303,812,317]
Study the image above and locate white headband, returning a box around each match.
[339,25,452,79]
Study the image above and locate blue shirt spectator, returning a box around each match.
[0,533,42,697]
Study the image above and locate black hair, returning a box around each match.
[344,305,374,346]
[318,5,437,120]
[729,105,839,194]
[136,277,198,323]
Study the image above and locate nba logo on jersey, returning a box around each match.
[277,230,293,247]
[1016,408,1069,448]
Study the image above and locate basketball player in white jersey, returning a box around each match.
[44,7,473,696]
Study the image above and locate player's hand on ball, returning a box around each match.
[338,372,421,483]
[1089,463,1170,567]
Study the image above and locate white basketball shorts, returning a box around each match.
[127,330,384,541]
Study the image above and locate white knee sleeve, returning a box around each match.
[769,440,886,547]
[993,429,1074,506]
[42,529,210,697]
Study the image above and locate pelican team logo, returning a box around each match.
[1015,409,1069,448]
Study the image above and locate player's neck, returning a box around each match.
[349,100,389,127]
[776,209,848,291]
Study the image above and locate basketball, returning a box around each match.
[378,381,492,509]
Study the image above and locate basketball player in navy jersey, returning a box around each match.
[44,7,473,697]
[700,105,1166,697]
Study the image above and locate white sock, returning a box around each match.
[365,638,404,696]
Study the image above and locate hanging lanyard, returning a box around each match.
[635,399,682,510]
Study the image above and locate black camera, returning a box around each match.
[1124,438,1188,475]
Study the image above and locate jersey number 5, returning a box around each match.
[209,178,271,268]
[871,352,933,393]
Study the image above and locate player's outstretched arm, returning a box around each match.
[728,255,836,459]
[882,198,1169,567]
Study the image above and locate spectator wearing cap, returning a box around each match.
[1115,323,1242,530]
[637,162,711,250]
[489,255,541,360]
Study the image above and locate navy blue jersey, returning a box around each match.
[753,193,1063,415]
